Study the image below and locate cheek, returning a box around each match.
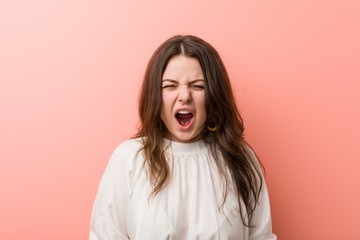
[160,95,172,120]
[161,92,176,110]
[197,95,207,121]
[160,104,167,122]
[160,93,167,117]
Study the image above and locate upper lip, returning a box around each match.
[174,107,194,116]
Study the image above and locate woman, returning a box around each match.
[90,35,277,239]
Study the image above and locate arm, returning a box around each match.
[248,179,277,240]
[89,145,131,240]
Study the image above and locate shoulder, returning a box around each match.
[244,144,262,168]
[111,138,143,158]
[106,138,144,171]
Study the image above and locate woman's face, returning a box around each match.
[161,55,206,143]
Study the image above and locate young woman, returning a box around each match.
[90,35,277,240]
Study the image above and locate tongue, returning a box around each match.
[176,113,192,126]
[177,113,192,119]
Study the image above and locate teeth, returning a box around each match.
[178,110,190,114]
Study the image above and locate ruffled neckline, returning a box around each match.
[163,138,207,155]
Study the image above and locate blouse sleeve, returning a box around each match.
[89,144,132,240]
[248,179,277,240]
[245,145,277,240]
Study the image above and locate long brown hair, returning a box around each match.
[135,35,263,225]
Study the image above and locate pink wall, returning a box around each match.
[1,0,359,239]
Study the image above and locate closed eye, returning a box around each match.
[162,79,177,89]
[189,79,205,90]
[191,84,205,90]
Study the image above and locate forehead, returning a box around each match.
[162,55,203,80]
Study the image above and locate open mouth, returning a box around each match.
[175,110,193,127]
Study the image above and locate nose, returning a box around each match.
[178,86,192,103]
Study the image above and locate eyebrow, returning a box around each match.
[162,79,205,83]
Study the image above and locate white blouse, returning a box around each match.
[89,138,277,240]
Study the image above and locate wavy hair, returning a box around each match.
[135,35,263,225]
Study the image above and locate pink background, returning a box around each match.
[1,0,359,239]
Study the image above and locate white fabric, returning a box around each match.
[89,138,277,240]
